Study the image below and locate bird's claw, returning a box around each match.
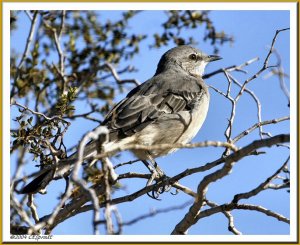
[146,171,171,200]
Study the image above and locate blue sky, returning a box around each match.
[9,8,292,238]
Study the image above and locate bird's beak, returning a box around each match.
[206,55,222,62]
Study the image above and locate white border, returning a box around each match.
[3,2,297,243]
[6,235,295,243]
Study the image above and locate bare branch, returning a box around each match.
[96,140,238,160]
[264,48,290,105]
[235,28,290,103]
[101,157,115,234]
[63,111,102,123]
[263,28,290,68]
[99,62,140,86]
[10,196,34,230]
[234,204,289,224]
[69,127,110,235]
[27,195,39,224]
[123,200,193,227]
[172,183,196,198]
[58,11,66,39]
[203,57,259,79]
[223,70,236,144]
[228,73,264,138]
[232,156,290,203]
[232,116,290,143]
[190,203,289,225]
[171,134,289,235]
[114,159,140,169]
[205,199,242,235]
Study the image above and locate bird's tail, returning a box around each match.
[19,168,56,194]
[19,140,99,194]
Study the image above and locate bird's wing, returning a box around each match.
[102,82,204,140]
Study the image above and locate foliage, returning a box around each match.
[152,10,234,53]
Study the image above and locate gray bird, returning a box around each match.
[20,45,221,194]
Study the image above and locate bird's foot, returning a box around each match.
[146,168,171,200]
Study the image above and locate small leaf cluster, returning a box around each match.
[11,107,68,165]
[152,10,234,53]
[55,87,77,117]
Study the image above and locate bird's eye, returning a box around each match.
[189,54,197,60]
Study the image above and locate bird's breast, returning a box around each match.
[176,91,210,144]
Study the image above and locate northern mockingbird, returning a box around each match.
[20,45,221,194]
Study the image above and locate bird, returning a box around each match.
[20,45,221,195]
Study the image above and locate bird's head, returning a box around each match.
[155,45,222,77]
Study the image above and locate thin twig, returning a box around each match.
[99,63,140,86]
[205,199,242,235]
[11,100,69,124]
[232,156,290,203]
[264,48,290,105]
[122,200,193,226]
[263,28,290,69]
[235,28,290,103]
[228,73,264,138]
[232,116,290,143]
[223,70,236,145]
[114,159,140,169]
[203,57,259,79]
[190,203,289,225]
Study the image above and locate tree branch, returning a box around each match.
[171,134,289,234]
[232,156,290,203]
[33,134,289,231]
